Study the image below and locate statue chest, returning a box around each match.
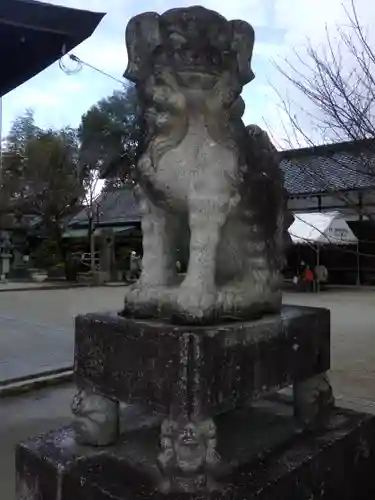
[142,118,238,208]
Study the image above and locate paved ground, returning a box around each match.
[0,287,124,383]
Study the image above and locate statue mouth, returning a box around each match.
[180,437,198,445]
[154,63,221,78]
[172,69,222,89]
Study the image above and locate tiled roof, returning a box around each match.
[280,140,375,196]
[69,186,140,227]
[0,0,104,97]
[69,141,375,227]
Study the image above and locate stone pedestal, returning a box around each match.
[73,305,331,422]
[15,3,373,496]
[16,402,375,500]
[16,305,362,499]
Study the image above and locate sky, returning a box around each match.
[1,0,372,146]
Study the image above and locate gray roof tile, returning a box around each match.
[69,141,375,226]
[280,141,375,196]
[69,186,140,227]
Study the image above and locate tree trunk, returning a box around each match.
[88,215,96,273]
[54,224,70,281]
[90,231,96,273]
[46,217,71,281]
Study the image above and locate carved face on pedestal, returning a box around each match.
[174,422,206,473]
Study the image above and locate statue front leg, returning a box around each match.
[138,195,177,288]
[124,192,177,314]
[176,199,226,322]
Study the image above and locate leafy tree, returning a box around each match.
[0,110,38,213]
[1,111,85,278]
[78,85,140,188]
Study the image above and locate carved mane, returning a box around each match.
[124,7,256,167]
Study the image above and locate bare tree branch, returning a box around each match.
[272,0,375,221]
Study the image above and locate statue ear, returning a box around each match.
[124,12,162,82]
[229,20,255,85]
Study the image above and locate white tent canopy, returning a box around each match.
[289,212,358,245]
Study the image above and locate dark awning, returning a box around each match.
[0,0,105,96]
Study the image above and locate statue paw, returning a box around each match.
[175,282,217,322]
[123,281,175,318]
[123,281,143,303]
[124,279,160,305]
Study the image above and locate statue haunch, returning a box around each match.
[122,6,291,324]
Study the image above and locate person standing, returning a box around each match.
[303,265,314,292]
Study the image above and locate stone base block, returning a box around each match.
[74,305,330,418]
[16,401,375,500]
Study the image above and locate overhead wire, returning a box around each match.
[59,53,131,88]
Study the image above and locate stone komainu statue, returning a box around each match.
[122,6,291,324]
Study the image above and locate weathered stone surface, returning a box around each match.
[157,416,222,493]
[294,372,335,430]
[71,387,119,446]
[16,402,375,499]
[74,306,330,418]
[121,6,292,324]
